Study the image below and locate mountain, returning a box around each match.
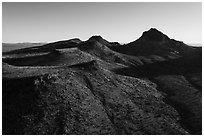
[3,61,188,135]
[3,38,81,55]
[109,28,196,58]
[77,36,143,66]
[2,28,202,135]
[2,35,142,68]
[2,43,47,53]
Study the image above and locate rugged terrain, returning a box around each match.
[2,28,202,135]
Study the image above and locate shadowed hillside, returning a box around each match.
[109,28,196,58]
[3,61,188,134]
[2,28,202,135]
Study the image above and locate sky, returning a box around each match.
[2,2,202,44]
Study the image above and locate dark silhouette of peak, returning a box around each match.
[88,36,121,48]
[87,35,111,46]
[144,28,164,36]
[69,38,82,43]
[138,28,170,42]
[148,28,162,33]
[108,28,195,57]
[89,35,103,41]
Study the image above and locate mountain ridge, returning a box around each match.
[3,28,196,54]
[2,28,202,135]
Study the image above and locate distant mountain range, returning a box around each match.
[2,42,47,52]
[2,28,202,135]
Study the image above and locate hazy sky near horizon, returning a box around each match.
[2,2,202,44]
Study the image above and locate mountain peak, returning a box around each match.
[69,38,82,43]
[139,28,170,42]
[87,35,111,47]
[89,35,104,41]
[149,28,161,32]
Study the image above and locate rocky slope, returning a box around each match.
[2,28,202,135]
[3,61,188,135]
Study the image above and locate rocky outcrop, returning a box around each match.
[3,61,188,135]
